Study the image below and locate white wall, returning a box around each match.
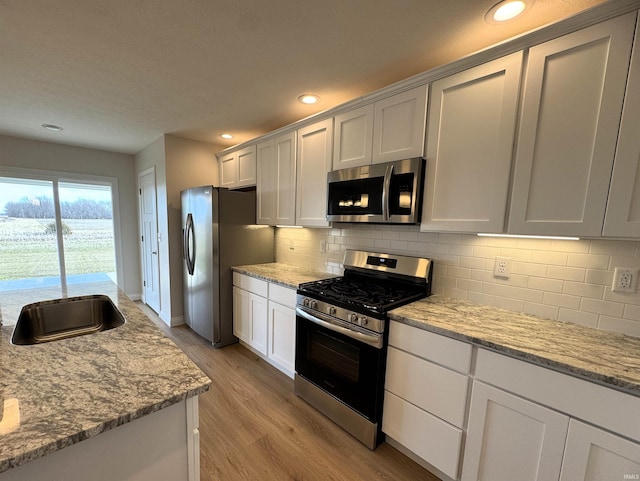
[164,134,220,321]
[0,134,141,297]
[276,225,640,338]
[135,134,220,326]
[134,136,170,321]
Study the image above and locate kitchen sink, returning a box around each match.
[11,294,125,345]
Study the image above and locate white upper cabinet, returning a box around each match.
[333,104,374,170]
[421,52,523,233]
[332,85,428,170]
[372,85,428,164]
[256,132,297,226]
[508,13,636,237]
[256,139,276,225]
[296,118,333,227]
[603,16,640,237]
[219,145,257,189]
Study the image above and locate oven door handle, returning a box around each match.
[296,307,384,349]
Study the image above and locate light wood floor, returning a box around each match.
[138,302,440,481]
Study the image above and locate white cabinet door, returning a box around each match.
[219,151,237,188]
[275,132,297,226]
[560,420,640,481]
[232,286,249,340]
[421,52,523,233]
[604,16,640,237]
[296,118,332,227]
[461,381,569,481]
[247,292,268,355]
[372,85,428,164]
[236,145,257,188]
[508,13,636,237]
[333,104,374,170]
[268,300,296,377]
[256,139,276,225]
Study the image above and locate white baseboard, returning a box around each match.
[170,316,185,327]
[127,292,142,301]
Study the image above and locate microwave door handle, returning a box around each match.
[382,163,394,221]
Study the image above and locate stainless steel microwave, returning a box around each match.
[326,158,425,224]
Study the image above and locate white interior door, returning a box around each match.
[138,168,160,313]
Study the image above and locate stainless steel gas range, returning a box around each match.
[294,250,432,449]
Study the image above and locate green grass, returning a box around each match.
[0,217,116,280]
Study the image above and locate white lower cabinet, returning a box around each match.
[384,325,640,481]
[383,321,472,480]
[232,285,268,356]
[267,284,297,377]
[233,273,296,378]
[461,381,569,481]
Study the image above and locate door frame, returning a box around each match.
[137,166,161,313]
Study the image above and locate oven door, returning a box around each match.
[295,306,386,421]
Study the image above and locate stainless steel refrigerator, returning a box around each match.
[181,186,274,346]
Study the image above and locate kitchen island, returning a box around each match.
[0,281,211,481]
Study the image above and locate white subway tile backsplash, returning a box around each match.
[547,266,586,282]
[512,261,548,277]
[558,308,599,328]
[524,302,559,320]
[275,227,640,338]
[528,277,563,293]
[597,316,640,337]
[585,269,614,286]
[580,298,624,317]
[531,250,568,266]
[562,281,604,299]
[567,253,610,270]
[543,292,581,310]
[590,239,636,256]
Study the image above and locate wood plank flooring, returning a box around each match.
[137,302,441,481]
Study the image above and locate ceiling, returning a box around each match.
[0,0,608,155]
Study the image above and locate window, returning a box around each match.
[0,174,118,291]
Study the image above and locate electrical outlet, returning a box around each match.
[319,241,327,253]
[494,256,511,279]
[612,267,639,293]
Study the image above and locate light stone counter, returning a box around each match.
[231,262,336,289]
[0,281,211,473]
[389,296,640,396]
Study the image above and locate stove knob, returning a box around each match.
[328,306,337,315]
[360,316,368,326]
[348,313,358,323]
[303,298,309,307]
[309,300,318,309]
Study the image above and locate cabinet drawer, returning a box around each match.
[476,349,640,442]
[388,321,472,373]
[232,273,268,297]
[269,283,296,307]
[385,346,468,428]
[383,391,462,480]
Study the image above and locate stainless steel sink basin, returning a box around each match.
[11,294,125,345]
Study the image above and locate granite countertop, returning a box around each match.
[0,281,211,473]
[389,296,640,396]
[231,262,336,289]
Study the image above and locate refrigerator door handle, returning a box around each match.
[185,213,195,275]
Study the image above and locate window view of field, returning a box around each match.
[0,177,116,290]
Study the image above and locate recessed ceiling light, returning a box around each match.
[220,133,233,139]
[485,0,532,23]
[298,94,320,105]
[42,124,63,132]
